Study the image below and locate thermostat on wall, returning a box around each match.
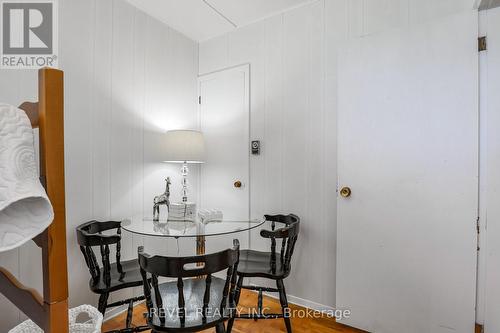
[251,140,260,155]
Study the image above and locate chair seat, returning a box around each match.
[236,250,290,279]
[148,277,232,332]
[90,259,144,294]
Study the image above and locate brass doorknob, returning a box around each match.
[234,181,242,188]
[340,187,351,198]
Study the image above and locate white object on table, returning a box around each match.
[198,209,223,223]
[168,202,196,221]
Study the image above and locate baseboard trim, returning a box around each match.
[247,283,335,312]
[103,300,145,321]
[286,294,336,312]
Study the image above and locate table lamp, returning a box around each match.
[163,129,206,202]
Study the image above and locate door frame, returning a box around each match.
[476,9,488,326]
[477,7,500,331]
[196,63,251,221]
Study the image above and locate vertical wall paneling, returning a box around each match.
[142,15,165,256]
[143,16,174,257]
[110,0,135,231]
[131,7,147,280]
[59,0,95,310]
[363,0,409,35]
[93,0,113,222]
[305,0,326,307]
[348,0,364,37]
[0,0,199,328]
[263,15,284,217]
[109,0,135,306]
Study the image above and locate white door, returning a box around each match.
[336,11,478,333]
[483,6,500,333]
[198,65,250,220]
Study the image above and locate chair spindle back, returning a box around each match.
[76,221,125,285]
[261,214,300,272]
[138,239,240,326]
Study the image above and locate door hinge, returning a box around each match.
[479,36,487,52]
[198,96,202,104]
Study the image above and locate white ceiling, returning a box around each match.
[126,0,316,42]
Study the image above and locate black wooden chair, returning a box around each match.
[76,220,149,332]
[227,214,300,333]
[138,239,240,333]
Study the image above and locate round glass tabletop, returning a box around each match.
[121,216,266,238]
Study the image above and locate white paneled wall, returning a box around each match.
[199,0,474,309]
[0,0,198,330]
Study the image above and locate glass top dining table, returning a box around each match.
[121,216,266,255]
[122,216,265,238]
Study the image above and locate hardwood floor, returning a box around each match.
[103,290,365,332]
[102,290,484,333]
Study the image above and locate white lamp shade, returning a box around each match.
[163,130,206,163]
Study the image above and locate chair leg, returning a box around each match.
[256,288,263,321]
[277,279,292,333]
[227,275,244,333]
[226,314,235,332]
[126,299,134,328]
[216,323,226,333]
[98,293,110,316]
[234,275,244,306]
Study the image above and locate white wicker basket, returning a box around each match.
[9,305,103,333]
